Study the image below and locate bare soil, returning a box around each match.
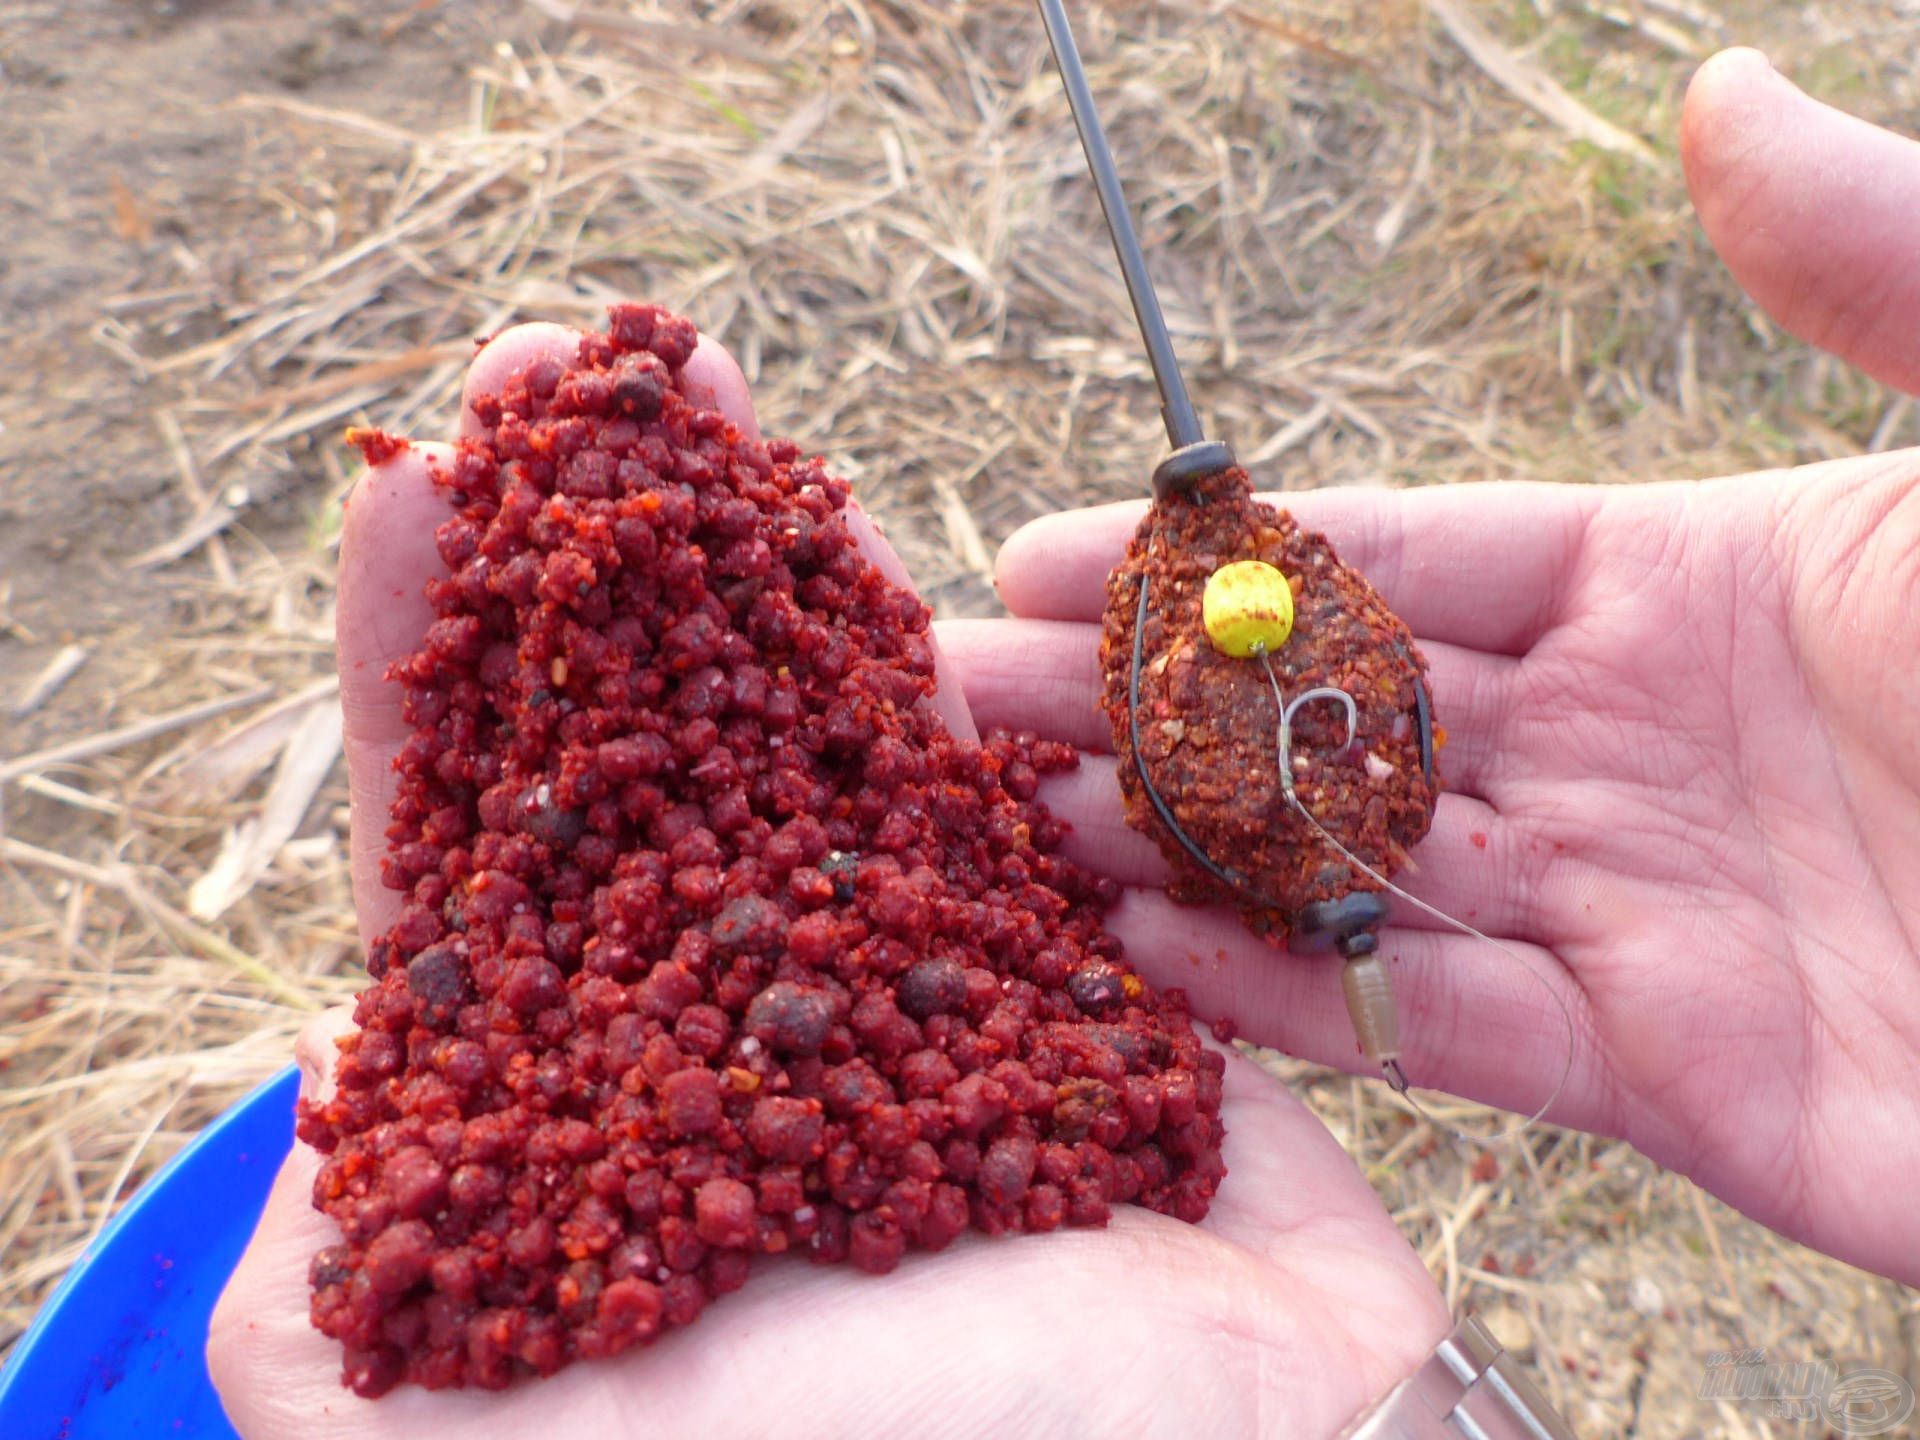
[0,0,524,743]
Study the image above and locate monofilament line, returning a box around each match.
[1256,652,1577,1147]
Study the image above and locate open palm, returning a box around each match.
[212,1008,1446,1438]
[208,326,1448,1437]
[956,460,1918,1285]
[945,49,1920,1287]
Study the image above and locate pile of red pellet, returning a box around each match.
[298,305,1227,1397]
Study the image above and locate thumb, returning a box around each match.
[1683,46,1920,395]
[293,1003,357,1104]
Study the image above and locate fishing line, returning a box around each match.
[1258,653,1578,1148]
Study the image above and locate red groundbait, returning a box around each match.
[300,305,1227,1397]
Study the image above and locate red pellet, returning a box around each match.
[300,305,1226,1396]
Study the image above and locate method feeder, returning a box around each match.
[1037,0,1442,1095]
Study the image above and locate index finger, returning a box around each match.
[995,481,1600,657]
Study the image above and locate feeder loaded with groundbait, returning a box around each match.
[1099,469,1439,933]
[1038,0,1441,1088]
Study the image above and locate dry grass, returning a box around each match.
[5,2,1919,1433]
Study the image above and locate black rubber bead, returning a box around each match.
[1288,891,1391,955]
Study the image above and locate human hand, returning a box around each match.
[208,324,1450,1437]
[955,47,1920,1287]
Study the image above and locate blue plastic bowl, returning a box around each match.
[0,1067,300,1439]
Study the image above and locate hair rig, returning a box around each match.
[1037,0,1571,1138]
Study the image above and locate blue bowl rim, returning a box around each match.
[0,1064,301,1409]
